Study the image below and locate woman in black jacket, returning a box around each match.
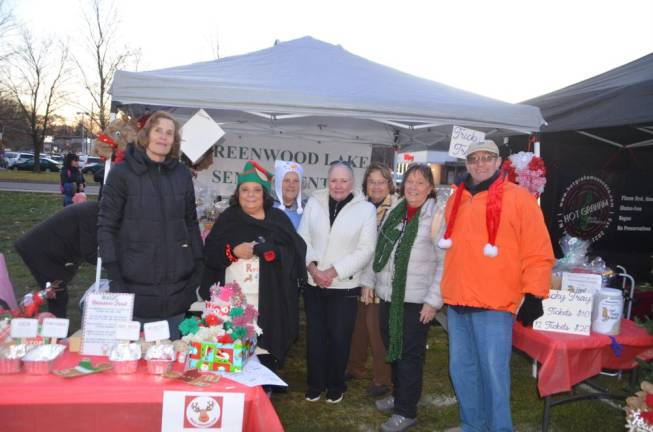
[201,160,307,372]
[98,111,203,339]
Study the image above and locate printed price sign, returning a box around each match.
[115,321,141,341]
[144,320,170,342]
[533,290,593,336]
[448,125,485,159]
[561,272,602,295]
[41,318,70,338]
[10,318,38,338]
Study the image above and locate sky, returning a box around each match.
[8,0,653,120]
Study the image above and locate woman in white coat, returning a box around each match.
[298,161,377,404]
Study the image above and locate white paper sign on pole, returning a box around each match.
[10,318,38,339]
[448,125,485,159]
[161,391,245,432]
[41,318,70,338]
[533,290,593,336]
[144,320,170,342]
[181,109,225,164]
[81,293,134,356]
[560,272,603,295]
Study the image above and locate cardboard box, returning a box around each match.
[67,329,83,352]
[185,336,256,373]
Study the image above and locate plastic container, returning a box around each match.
[146,359,172,375]
[0,358,21,374]
[21,344,65,375]
[23,359,55,375]
[112,359,139,374]
[591,287,624,335]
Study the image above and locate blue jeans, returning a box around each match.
[448,306,513,432]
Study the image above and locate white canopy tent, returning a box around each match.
[110,36,544,152]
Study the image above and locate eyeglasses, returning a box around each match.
[368,180,388,187]
[466,154,498,165]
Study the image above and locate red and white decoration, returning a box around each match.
[502,151,547,198]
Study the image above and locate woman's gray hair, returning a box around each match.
[327,161,355,180]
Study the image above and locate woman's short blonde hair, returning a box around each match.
[136,111,182,158]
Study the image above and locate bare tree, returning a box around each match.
[75,0,140,132]
[1,30,69,171]
[0,0,16,61]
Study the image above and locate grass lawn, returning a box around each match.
[0,169,61,183]
[0,190,629,431]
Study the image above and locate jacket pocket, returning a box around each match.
[174,240,195,280]
[120,242,155,284]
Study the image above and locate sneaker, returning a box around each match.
[375,395,394,413]
[367,383,390,398]
[325,390,344,404]
[305,390,321,402]
[379,414,417,432]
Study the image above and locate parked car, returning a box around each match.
[79,155,103,169]
[5,152,34,168]
[2,151,17,168]
[81,161,104,175]
[12,157,62,172]
[49,154,64,164]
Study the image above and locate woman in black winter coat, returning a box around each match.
[60,153,85,207]
[98,111,203,339]
[201,160,307,371]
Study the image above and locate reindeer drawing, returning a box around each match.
[191,400,215,424]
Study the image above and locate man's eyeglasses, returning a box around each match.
[466,154,498,165]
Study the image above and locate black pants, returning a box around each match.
[379,300,430,419]
[304,284,360,395]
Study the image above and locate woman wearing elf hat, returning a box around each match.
[360,163,445,432]
[439,139,554,431]
[298,161,377,404]
[201,160,307,373]
[272,160,306,230]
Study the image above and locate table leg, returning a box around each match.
[542,396,551,432]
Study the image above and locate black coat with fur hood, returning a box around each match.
[98,144,203,319]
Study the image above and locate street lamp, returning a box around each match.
[76,112,90,155]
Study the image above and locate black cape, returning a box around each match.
[201,205,307,363]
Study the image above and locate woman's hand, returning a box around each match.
[312,270,331,288]
[233,242,255,259]
[419,304,437,324]
[361,287,374,305]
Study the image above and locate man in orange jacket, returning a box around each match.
[439,140,555,431]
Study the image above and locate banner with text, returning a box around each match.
[553,171,653,253]
[195,134,373,197]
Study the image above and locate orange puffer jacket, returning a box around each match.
[441,181,555,313]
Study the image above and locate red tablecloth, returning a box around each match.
[512,319,653,397]
[0,351,283,432]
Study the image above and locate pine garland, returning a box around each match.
[373,200,421,362]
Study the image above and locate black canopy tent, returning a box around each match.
[510,53,653,281]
